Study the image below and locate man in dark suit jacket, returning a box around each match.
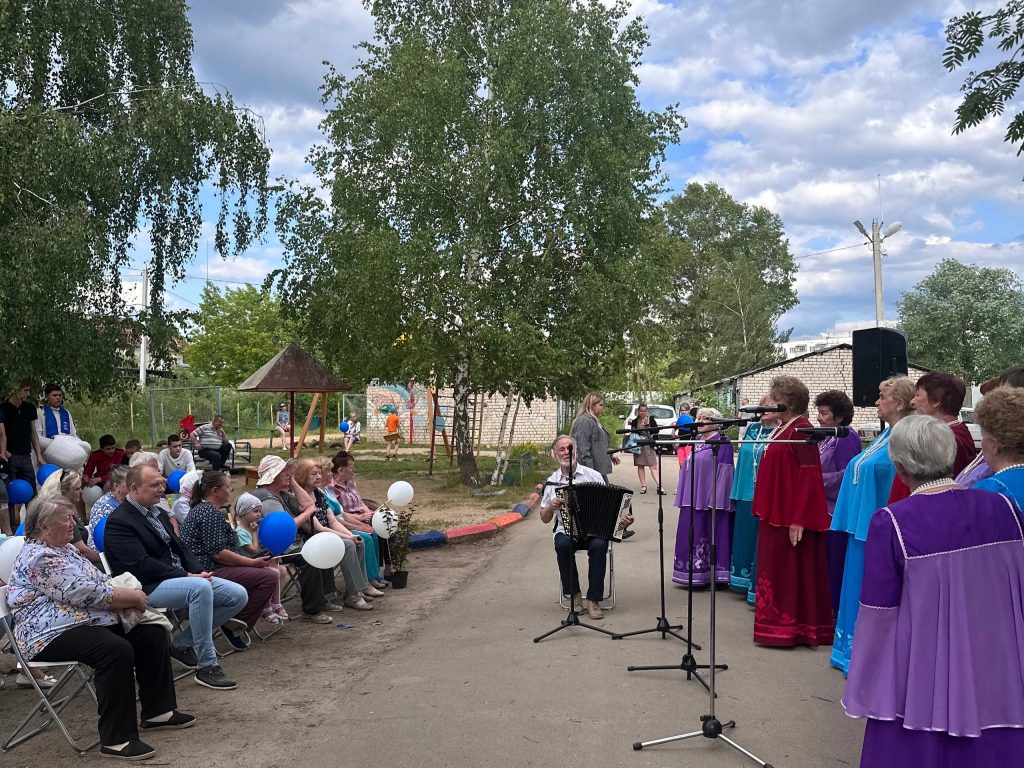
[105,464,248,690]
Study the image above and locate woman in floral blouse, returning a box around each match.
[6,495,193,760]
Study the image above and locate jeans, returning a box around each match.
[337,537,370,595]
[198,442,232,470]
[147,576,248,669]
[554,533,608,602]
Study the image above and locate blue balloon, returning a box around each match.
[6,479,33,505]
[15,522,25,536]
[166,469,186,494]
[339,421,350,433]
[259,511,297,556]
[93,516,108,552]
[36,464,60,485]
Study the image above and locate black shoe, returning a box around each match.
[622,529,636,540]
[194,665,237,690]
[220,626,249,652]
[140,711,196,731]
[168,645,198,669]
[100,739,156,760]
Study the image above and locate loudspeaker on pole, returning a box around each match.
[852,328,908,407]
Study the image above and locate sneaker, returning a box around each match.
[140,711,196,731]
[570,593,584,613]
[273,604,290,621]
[220,626,249,652]
[261,606,281,624]
[357,591,374,602]
[194,665,236,690]
[323,602,345,612]
[100,739,157,760]
[222,617,248,632]
[16,672,57,688]
[301,612,333,624]
[363,585,386,598]
[586,600,604,620]
[344,596,374,611]
[168,646,198,669]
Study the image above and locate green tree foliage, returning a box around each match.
[944,2,1024,163]
[656,182,797,387]
[0,0,270,394]
[183,284,298,387]
[897,258,1024,383]
[274,0,682,484]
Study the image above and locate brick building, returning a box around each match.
[686,344,931,431]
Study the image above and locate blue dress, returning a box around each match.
[829,428,896,675]
[974,467,1024,508]
[729,423,770,599]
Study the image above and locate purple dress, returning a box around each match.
[955,454,993,488]
[818,430,863,618]
[673,435,734,586]
[843,488,1024,767]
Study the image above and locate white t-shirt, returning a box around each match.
[158,447,196,476]
[540,464,606,538]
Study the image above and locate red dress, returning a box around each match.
[751,415,834,647]
[888,420,978,503]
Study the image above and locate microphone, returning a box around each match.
[708,417,750,427]
[795,426,851,441]
[738,404,788,414]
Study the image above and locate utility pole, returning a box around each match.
[853,219,901,326]
[138,266,149,388]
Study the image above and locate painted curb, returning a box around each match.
[445,522,499,543]
[487,512,523,529]
[410,530,447,550]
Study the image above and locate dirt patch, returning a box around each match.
[0,537,504,768]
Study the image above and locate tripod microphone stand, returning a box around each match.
[633,432,774,767]
[610,422,697,647]
[533,443,618,643]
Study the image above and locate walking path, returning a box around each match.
[288,458,864,768]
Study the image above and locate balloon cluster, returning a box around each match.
[370,481,415,540]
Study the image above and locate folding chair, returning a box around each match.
[1,587,100,754]
[557,541,616,610]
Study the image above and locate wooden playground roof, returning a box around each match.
[237,342,350,393]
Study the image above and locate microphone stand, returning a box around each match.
[533,443,618,642]
[610,423,697,648]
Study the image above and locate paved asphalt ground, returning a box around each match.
[295,458,865,768]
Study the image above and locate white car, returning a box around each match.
[620,403,678,453]
[960,408,982,450]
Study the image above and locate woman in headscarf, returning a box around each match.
[829,376,915,675]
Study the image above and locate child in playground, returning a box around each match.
[343,411,361,451]
[234,492,289,623]
[384,409,400,459]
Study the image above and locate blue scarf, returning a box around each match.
[43,406,72,438]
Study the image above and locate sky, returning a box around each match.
[125,0,1024,341]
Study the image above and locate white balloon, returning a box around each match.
[0,536,27,582]
[388,480,414,507]
[300,532,346,570]
[44,435,91,470]
[371,507,398,540]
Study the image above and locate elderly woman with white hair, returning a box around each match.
[6,496,194,760]
[843,414,1024,766]
[38,469,100,565]
[672,407,734,587]
[87,465,130,545]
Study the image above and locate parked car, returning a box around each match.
[960,408,982,450]
[619,403,678,454]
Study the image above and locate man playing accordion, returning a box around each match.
[539,435,633,620]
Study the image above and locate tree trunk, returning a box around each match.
[452,357,479,486]
[490,390,515,486]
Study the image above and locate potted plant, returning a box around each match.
[387,504,414,589]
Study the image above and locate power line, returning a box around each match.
[120,267,265,287]
[795,242,865,260]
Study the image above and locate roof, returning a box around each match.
[237,343,350,393]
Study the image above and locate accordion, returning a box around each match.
[557,482,633,542]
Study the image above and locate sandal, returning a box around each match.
[639,486,647,494]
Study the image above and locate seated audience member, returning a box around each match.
[87,465,129,545]
[324,453,388,588]
[294,459,381,609]
[192,415,232,470]
[234,492,289,622]
[104,464,248,690]
[121,439,142,466]
[82,435,125,511]
[251,455,338,624]
[843,415,1024,765]
[128,450,173,516]
[7,495,195,760]
[169,470,203,534]
[539,435,631,620]
[38,469,100,564]
[158,434,196,477]
[179,472,278,643]
[275,403,290,441]
[343,411,361,451]
[35,383,91,469]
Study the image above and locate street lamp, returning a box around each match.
[853,218,902,325]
